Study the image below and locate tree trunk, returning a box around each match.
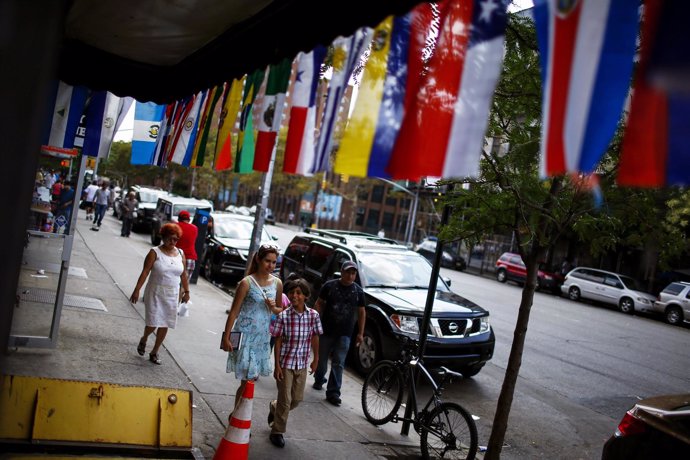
[485,177,562,459]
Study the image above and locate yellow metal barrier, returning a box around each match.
[0,375,192,453]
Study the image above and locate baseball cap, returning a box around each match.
[178,210,191,220]
[341,260,358,272]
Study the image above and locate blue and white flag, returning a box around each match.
[82,91,127,158]
[170,90,206,166]
[131,101,165,165]
[312,27,373,173]
[42,81,88,151]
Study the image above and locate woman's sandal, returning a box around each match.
[137,338,146,356]
[149,353,162,365]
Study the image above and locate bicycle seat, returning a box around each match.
[437,366,464,380]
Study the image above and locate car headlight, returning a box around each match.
[220,246,240,256]
[479,316,490,333]
[390,314,420,334]
[637,297,650,304]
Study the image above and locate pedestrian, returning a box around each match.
[312,260,366,406]
[120,191,138,237]
[222,244,283,416]
[175,210,198,279]
[377,228,385,238]
[55,181,74,233]
[267,278,322,448]
[91,182,110,230]
[130,223,190,365]
[51,177,63,202]
[288,211,295,225]
[83,181,99,220]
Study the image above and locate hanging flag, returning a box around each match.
[312,27,373,173]
[165,96,195,164]
[535,0,639,177]
[254,59,292,172]
[387,0,510,180]
[113,97,134,135]
[334,15,400,177]
[131,101,165,165]
[42,81,88,155]
[618,0,690,186]
[191,85,224,167]
[283,47,327,175]
[170,91,206,166]
[152,102,176,167]
[214,78,245,171]
[235,69,265,173]
[82,91,124,159]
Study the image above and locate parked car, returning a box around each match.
[280,229,495,377]
[653,281,690,325]
[264,207,275,225]
[201,212,281,282]
[150,195,213,245]
[495,252,564,294]
[561,267,656,314]
[602,394,690,459]
[415,240,466,271]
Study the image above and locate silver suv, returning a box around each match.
[653,282,690,325]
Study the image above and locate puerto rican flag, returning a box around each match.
[386,0,510,180]
[535,0,639,177]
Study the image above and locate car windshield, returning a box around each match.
[139,191,161,203]
[173,205,201,217]
[214,218,271,241]
[357,251,449,291]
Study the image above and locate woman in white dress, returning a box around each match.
[130,223,190,364]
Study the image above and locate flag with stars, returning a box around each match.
[283,46,327,175]
[387,0,511,180]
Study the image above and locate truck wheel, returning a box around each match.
[353,325,379,376]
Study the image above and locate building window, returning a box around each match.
[371,185,384,203]
[355,207,365,225]
[382,212,394,230]
[366,209,380,230]
[385,195,397,206]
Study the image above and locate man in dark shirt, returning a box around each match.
[55,181,75,233]
[313,260,366,406]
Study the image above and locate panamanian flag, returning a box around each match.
[283,47,326,175]
[535,0,639,177]
[131,101,165,165]
[387,0,510,180]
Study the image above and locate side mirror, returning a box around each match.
[442,276,451,287]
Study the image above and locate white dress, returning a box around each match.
[143,246,183,328]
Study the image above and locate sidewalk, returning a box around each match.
[3,211,425,459]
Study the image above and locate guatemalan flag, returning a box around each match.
[535,0,639,177]
[386,0,510,180]
[131,101,165,165]
[618,0,690,186]
[283,47,326,175]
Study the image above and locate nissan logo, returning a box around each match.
[448,322,459,334]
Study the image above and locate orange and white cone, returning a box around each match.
[213,381,254,460]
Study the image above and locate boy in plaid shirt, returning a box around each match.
[267,278,322,448]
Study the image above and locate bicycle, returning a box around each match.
[361,338,478,459]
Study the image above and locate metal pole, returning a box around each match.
[248,142,277,260]
[401,186,452,435]
[407,185,420,245]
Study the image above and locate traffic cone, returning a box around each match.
[213,381,254,460]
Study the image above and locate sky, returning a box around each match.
[113,0,535,143]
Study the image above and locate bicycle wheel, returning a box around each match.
[420,402,478,460]
[361,360,404,425]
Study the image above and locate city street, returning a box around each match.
[18,211,690,460]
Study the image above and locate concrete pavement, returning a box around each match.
[3,209,427,459]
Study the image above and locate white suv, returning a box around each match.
[561,267,656,314]
[653,282,690,325]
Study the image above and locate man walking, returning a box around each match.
[120,191,138,237]
[313,260,366,406]
[91,182,110,230]
[175,210,198,280]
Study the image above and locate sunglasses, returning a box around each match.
[260,243,279,250]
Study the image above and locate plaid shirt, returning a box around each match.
[271,306,323,370]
